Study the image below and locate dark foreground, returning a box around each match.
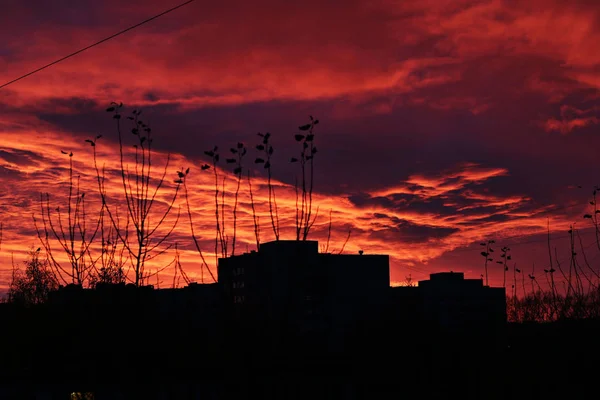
[0,305,598,400]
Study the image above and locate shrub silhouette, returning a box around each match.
[7,248,58,306]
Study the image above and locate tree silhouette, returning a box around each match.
[496,245,511,288]
[479,239,495,286]
[247,170,261,250]
[290,117,319,240]
[33,150,101,286]
[181,167,216,283]
[203,146,227,263]
[88,262,125,288]
[7,248,58,306]
[228,142,246,256]
[255,132,280,240]
[95,103,181,286]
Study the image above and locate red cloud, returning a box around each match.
[543,104,599,133]
[544,116,599,134]
[1,0,598,116]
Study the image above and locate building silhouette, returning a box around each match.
[391,272,506,327]
[0,239,512,399]
[389,271,506,351]
[418,271,506,332]
[218,240,506,354]
[218,240,390,352]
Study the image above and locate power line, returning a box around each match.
[0,0,195,90]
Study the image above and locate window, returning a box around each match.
[234,295,245,304]
[71,393,94,400]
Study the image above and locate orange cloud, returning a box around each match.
[0,118,582,293]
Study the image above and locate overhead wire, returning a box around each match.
[0,0,195,90]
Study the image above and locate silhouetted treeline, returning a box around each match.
[507,288,600,321]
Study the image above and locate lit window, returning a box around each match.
[71,393,94,400]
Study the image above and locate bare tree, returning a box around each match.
[96,103,181,286]
[512,263,520,300]
[495,246,511,288]
[479,239,495,286]
[576,230,600,288]
[181,167,216,283]
[33,150,101,286]
[171,243,192,288]
[247,170,261,249]
[290,117,319,240]
[203,146,227,264]
[255,132,280,240]
[84,132,134,289]
[225,142,247,256]
[545,219,558,313]
[324,209,332,253]
[338,228,352,254]
[584,185,600,251]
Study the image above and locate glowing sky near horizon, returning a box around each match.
[1,0,600,292]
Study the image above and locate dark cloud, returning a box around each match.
[0,149,44,167]
[457,213,514,226]
[368,216,459,244]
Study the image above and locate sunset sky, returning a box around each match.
[1,0,599,293]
